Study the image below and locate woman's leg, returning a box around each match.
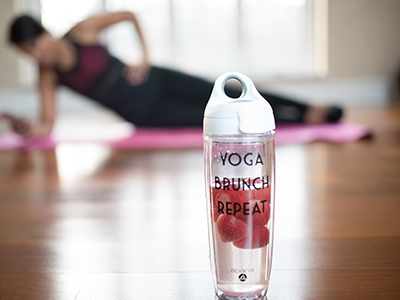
[137,67,213,127]
[143,66,341,126]
[156,67,214,104]
[223,84,311,124]
[225,88,342,124]
[152,67,307,123]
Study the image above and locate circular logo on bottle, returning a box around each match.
[238,273,247,282]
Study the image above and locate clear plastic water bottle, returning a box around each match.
[203,72,276,300]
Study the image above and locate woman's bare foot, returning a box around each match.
[304,106,343,124]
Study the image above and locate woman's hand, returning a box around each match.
[1,113,34,138]
[1,113,52,139]
[122,61,151,86]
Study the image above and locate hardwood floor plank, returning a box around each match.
[268,269,400,300]
[0,274,87,300]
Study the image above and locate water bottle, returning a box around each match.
[203,72,276,300]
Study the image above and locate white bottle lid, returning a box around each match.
[203,72,275,135]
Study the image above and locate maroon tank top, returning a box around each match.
[56,38,112,95]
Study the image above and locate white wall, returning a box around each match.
[0,0,20,88]
[0,0,40,89]
[328,0,400,79]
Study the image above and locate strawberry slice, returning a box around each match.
[233,226,270,249]
[237,199,270,227]
[210,187,220,222]
[216,214,250,243]
[213,188,249,222]
[251,185,271,204]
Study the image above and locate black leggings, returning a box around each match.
[100,65,309,127]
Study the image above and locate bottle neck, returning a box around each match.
[203,131,275,144]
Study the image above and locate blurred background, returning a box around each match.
[1,0,400,109]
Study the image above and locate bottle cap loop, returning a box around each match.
[203,72,275,135]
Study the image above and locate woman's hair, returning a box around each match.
[9,15,45,45]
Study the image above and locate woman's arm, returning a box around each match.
[36,66,57,136]
[9,67,57,138]
[71,11,150,85]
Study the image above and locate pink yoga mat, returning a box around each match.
[0,122,371,151]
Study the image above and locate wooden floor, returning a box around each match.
[0,105,399,299]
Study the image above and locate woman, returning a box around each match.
[7,12,342,138]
